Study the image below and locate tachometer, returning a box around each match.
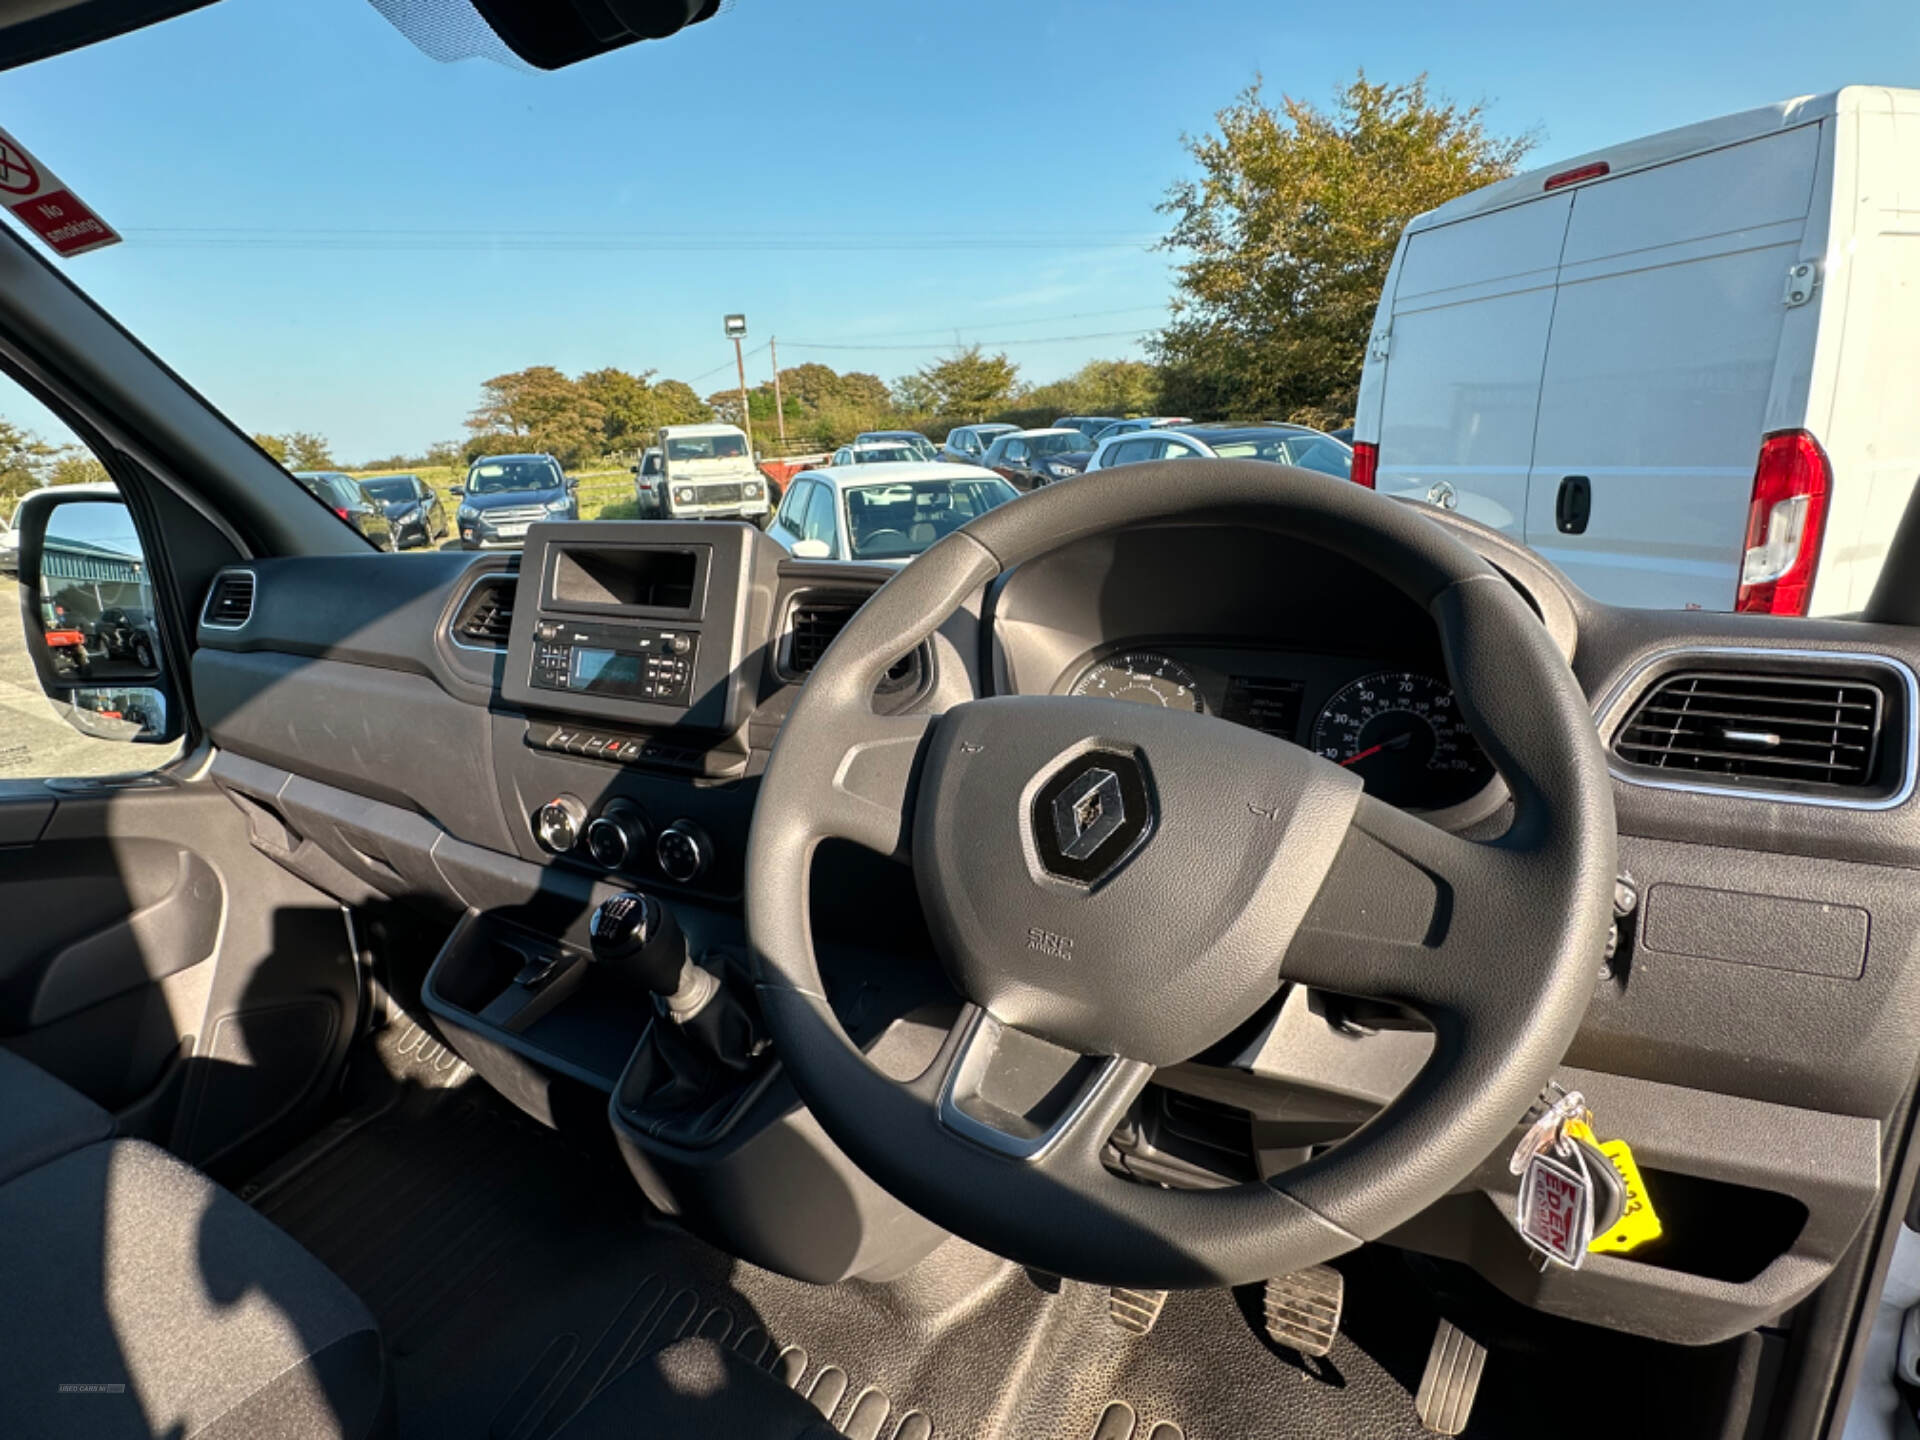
[1311,670,1493,810]
[1070,652,1205,713]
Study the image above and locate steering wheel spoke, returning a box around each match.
[812,708,940,862]
[933,1006,1153,1165]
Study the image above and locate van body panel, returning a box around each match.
[1358,91,1920,615]
[1523,129,1820,608]
[1373,194,1570,532]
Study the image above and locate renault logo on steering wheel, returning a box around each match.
[1032,750,1155,885]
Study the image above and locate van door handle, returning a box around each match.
[1555,475,1591,535]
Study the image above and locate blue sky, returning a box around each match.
[2,0,1916,461]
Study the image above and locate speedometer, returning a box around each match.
[1070,652,1205,712]
[1311,670,1494,811]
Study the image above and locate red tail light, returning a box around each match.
[1350,441,1378,489]
[1736,430,1831,616]
[334,506,352,521]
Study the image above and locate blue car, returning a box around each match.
[454,454,577,549]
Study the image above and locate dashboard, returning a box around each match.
[185,507,1920,1350]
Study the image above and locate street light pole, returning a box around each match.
[769,335,787,448]
[732,335,753,453]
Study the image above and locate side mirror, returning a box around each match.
[791,538,832,560]
[449,485,466,497]
[18,491,179,744]
[630,464,640,475]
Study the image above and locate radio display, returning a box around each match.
[569,646,644,692]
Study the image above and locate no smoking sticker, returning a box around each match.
[0,125,119,257]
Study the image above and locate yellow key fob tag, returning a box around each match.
[1565,1120,1663,1254]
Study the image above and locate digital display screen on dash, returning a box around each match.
[569,647,644,691]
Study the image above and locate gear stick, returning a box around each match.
[589,891,760,1071]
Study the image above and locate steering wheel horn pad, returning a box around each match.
[913,695,1362,1066]
[746,459,1617,1289]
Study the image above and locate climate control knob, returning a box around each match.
[535,795,587,854]
[585,801,648,870]
[655,820,711,885]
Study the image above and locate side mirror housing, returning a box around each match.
[790,538,832,560]
[449,485,466,497]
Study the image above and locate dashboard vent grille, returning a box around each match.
[786,595,920,690]
[788,599,859,675]
[453,576,515,647]
[1613,670,1884,788]
[203,571,255,629]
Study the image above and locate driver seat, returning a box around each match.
[556,1338,836,1439]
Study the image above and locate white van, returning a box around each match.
[1353,87,1920,616]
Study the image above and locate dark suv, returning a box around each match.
[454,454,577,549]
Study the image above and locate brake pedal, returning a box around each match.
[1107,1287,1168,1335]
[1262,1264,1343,1358]
[1414,1318,1486,1435]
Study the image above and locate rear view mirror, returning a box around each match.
[791,538,832,560]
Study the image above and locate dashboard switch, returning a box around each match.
[656,820,711,884]
[585,800,648,870]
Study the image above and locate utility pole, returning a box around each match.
[724,313,753,452]
[769,335,787,448]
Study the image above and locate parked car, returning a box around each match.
[359,473,447,549]
[1089,416,1193,444]
[831,441,924,466]
[766,462,1017,565]
[647,424,770,521]
[95,606,158,668]
[1053,415,1123,443]
[938,422,1017,464]
[632,447,665,514]
[1355,88,1917,616]
[291,470,397,551]
[453,454,576,549]
[1085,423,1355,480]
[980,428,1094,490]
[854,430,938,460]
[0,509,14,577]
[1329,425,1355,444]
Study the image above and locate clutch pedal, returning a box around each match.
[1261,1264,1343,1358]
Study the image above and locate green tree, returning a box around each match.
[466,366,606,468]
[252,432,290,464]
[282,431,336,469]
[423,440,466,470]
[647,379,712,427]
[577,366,659,454]
[0,419,58,511]
[1155,71,1534,426]
[905,345,1020,420]
[48,452,109,487]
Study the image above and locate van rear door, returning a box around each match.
[1373,193,1572,533]
[1522,124,1822,609]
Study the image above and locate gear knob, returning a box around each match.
[588,891,688,997]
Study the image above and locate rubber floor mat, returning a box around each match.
[245,1075,1449,1439]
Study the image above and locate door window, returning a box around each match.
[775,479,812,535]
[802,484,839,551]
[3,375,181,780]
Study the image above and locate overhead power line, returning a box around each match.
[779,327,1157,354]
[116,227,1158,254]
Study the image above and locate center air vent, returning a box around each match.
[451,575,515,648]
[1613,669,1886,790]
[202,571,255,629]
[784,593,922,694]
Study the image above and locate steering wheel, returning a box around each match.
[747,460,1617,1288]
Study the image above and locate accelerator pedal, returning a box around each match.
[1261,1264,1343,1358]
[1107,1288,1169,1335]
[1414,1318,1486,1435]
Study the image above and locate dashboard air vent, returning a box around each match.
[203,571,255,629]
[1613,670,1885,789]
[452,576,515,648]
[788,599,857,674]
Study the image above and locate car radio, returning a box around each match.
[530,618,697,705]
